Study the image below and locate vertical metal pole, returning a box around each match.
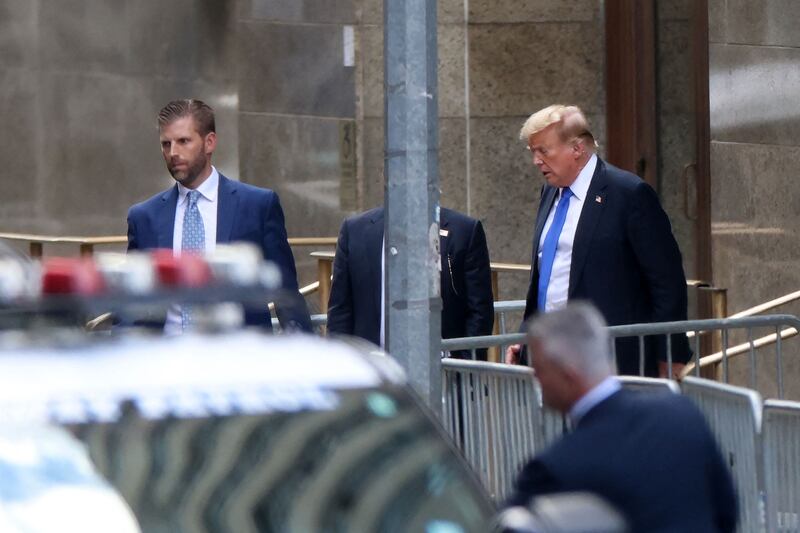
[384,0,441,414]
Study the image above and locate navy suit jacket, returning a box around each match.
[327,207,494,359]
[508,389,738,533]
[523,158,691,375]
[126,174,311,331]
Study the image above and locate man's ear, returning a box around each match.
[204,131,217,155]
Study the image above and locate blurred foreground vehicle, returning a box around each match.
[0,244,496,532]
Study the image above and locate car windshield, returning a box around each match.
[68,385,496,533]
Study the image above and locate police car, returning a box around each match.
[0,244,496,532]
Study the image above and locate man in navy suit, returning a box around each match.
[127,99,311,332]
[506,104,691,377]
[327,206,494,359]
[507,303,737,532]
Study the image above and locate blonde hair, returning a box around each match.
[519,104,597,150]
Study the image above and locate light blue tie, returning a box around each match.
[181,190,205,329]
[538,188,573,311]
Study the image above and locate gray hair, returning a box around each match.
[527,302,615,380]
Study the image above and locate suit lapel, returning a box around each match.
[157,186,179,249]
[568,159,608,297]
[216,174,239,244]
[367,208,385,318]
[439,211,450,255]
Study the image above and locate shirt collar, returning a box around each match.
[177,166,219,204]
[569,375,621,425]
[566,153,597,202]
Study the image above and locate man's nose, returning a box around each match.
[168,143,179,157]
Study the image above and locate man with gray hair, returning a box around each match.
[506,104,691,378]
[507,302,737,532]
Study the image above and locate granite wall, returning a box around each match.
[0,0,608,304]
[708,0,800,397]
[0,0,239,239]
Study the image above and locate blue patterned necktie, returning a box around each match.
[538,187,573,311]
[181,190,205,329]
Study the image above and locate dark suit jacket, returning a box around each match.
[508,389,738,533]
[126,174,311,331]
[327,207,494,359]
[523,158,691,375]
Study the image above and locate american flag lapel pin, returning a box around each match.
[595,195,603,204]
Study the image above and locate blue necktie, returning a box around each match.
[181,190,205,329]
[538,188,573,311]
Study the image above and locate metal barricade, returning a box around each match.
[443,314,800,397]
[441,359,564,501]
[681,376,764,533]
[617,376,680,394]
[608,314,800,391]
[271,313,328,333]
[494,300,525,336]
[762,399,800,532]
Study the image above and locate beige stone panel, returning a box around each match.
[0,0,37,68]
[468,116,538,302]
[711,231,800,399]
[468,22,604,117]
[35,74,163,235]
[361,24,467,119]
[127,0,238,82]
[658,114,696,280]
[708,0,728,44]
[240,0,356,24]
[238,20,356,118]
[0,68,39,227]
[357,0,465,25]
[468,0,600,23]
[710,43,800,146]
[657,18,692,115]
[726,0,800,47]
[360,25,384,119]
[239,113,358,290]
[38,0,129,74]
[361,117,384,210]
[359,117,468,213]
[710,142,800,327]
[657,0,691,21]
[710,141,800,230]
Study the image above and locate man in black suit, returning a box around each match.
[506,104,690,377]
[507,303,737,532]
[327,206,494,359]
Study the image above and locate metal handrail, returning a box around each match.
[686,326,799,373]
[730,290,800,318]
[441,357,533,376]
[0,232,337,257]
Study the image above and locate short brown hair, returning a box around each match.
[157,99,216,136]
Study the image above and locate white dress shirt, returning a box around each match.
[569,375,621,426]
[164,167,220,335]
[537,154,598,312]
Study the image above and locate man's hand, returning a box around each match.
[658,361,686,379]
[505,344,522,365]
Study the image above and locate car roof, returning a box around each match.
[0,331,404,424]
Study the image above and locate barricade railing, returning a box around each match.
[441,359,564,501]
[607,314,800,394]
[616,376,680,394]
[681,377,764,533]
[762,399,800,532]
[442,315,800,388]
